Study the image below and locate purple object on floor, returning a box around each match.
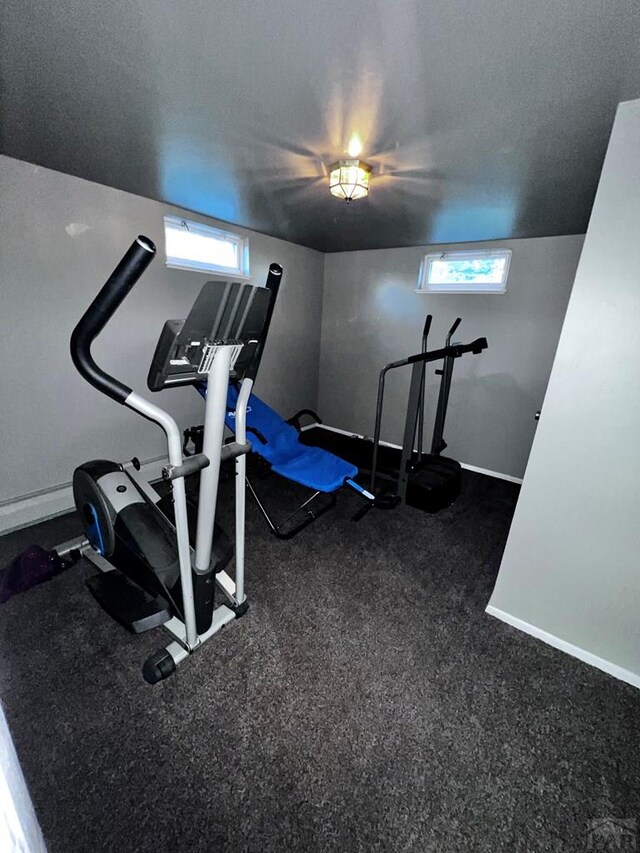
[0,545,76,604]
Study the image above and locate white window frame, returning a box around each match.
[164,215,250,279]
[416,249,511,294]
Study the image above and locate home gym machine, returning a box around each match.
[366,316,487,513]
[298,316,488,517]
[62,235,282,682]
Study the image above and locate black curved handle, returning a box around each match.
[422,314,432,341]
[244,262,283,382]
[247,426,268,445]
[446,317,462,346]
[286,408,323,431]
[70,236,156,403]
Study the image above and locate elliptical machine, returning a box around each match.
[66,235,282,682]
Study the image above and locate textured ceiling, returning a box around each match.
[1,0,639,252]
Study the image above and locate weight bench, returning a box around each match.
[193,383,372,539]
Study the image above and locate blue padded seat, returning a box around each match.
[226,385,357,493]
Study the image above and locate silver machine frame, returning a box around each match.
[59,347,252,672]
[64,235,281,678]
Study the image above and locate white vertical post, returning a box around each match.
[171,477,198,647]
[194,346,234,572]
[232,377,253,603]
[125,391,199,648]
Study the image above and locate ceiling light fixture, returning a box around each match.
[328,159,372,202]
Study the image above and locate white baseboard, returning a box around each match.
[301,423,523,484]
[460,463,523,485]
[486,605,640,690]
[0,484,76,535]
[0,458,168,536]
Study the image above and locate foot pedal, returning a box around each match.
[86,571,171,634]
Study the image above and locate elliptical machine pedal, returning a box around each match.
[85,571,171,634]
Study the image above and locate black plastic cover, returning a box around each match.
[147,264,282,392]
[114,503,181,590]
[406,455,462,513]
[85,571,171,634]
[142,648,177,683]
[243,262,282,381]
[147,282,272,391]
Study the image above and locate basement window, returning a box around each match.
[417,249,511,294]
[164,216,250,278]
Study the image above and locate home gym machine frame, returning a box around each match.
[297,316,488,516]
[59,236,282,682]
[369,316,488,506]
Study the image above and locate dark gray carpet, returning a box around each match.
[1,471,639,853]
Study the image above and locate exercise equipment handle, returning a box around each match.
[244,262,283,381]
[422,314,432,342]
[446,317,462,346]
[405,337,488,366]
[286,408,323,432]
[70,236,156,404]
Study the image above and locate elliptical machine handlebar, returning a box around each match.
[244,262,283,382]
[422,314,433,342]
[445,317,461,346]
[70,236,156,403]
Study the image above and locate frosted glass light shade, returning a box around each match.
[329,159,372,202]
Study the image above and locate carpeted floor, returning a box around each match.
[1,471,639,853]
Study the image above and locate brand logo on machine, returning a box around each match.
[227,407,251,419]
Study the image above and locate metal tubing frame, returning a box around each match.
[245,477,336,540]
[124,390,199,649]
[397,360,426,503]
[65,239,264,677]
[430,352,456,455]
[232,377,252,603]
[416,314,431,458]
[416,365,426,458]
[194,346,234,573]
[79,360,248,659]
[122,345,244,654]
[368,335,488,500]
[430,317,461,455]
[370,367,389,494]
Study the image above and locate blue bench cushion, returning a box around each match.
[226,386,357,493]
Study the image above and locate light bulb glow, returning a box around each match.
[347,132,363,158]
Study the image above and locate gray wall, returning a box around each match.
[487,99,640,682]
[0,155,323,505]
[320,235,584,479]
